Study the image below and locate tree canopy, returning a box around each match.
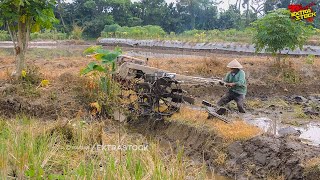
[0,0,58,76]
[252,8,313,58]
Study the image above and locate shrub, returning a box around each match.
[30,30,67,40]
[103,24,121,34]
[306,54,315,65]
[101,25,166,39]
[0,30,10,41]
[70,24,85,40]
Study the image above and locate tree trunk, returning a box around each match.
[277,51,281,67]
[57,0,67,32]
[246,1,250,26]
[190,0,195,29]
[16,18,28,78]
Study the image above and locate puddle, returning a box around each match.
[244,117,278,134]
[243,114,320,146]
[296,123,320,145]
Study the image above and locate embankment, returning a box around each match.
[98,38,320,56]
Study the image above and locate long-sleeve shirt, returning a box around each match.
[224,70,247,95]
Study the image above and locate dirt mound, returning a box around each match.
[0,73,91,119]
[0,96,59,119]
[128,118,320,179]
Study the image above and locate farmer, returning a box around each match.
[217,59,247,113]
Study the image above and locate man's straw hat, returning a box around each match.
[227,59,243,69]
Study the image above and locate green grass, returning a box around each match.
[30,30,68,41]
[101,27,255,44]
[0,30,69,41]
[0,118,208,179]
[100,25,320,45]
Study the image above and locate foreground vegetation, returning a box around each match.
[0,118,209,179]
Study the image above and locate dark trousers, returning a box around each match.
[217,91,246,113]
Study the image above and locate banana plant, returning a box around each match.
[80,46,122,117]
[81,45,122,75]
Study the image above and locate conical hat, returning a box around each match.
[227,59,243,69]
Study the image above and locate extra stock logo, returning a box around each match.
[288,2,317,22]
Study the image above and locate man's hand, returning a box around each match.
[225,83,236,87]
[219,80,225,86]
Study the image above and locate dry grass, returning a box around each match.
[305,157,320,170]
[147,54,320,85]
[170,106,261,143]
[0,49,89,81]
[212,120,261,142]
[170,106,208,124]
[1,47,320,86]
[148,56,228,77]
[0,118,210,179]
[304,157,320,178]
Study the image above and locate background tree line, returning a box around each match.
[1,0,319,39]
[52,0,320,38]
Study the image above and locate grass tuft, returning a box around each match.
[170,107,261,143]
[212,120,261,142]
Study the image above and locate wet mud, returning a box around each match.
[127,117,320,179]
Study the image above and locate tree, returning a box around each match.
[0,0,58,77]
[251,0,266,16]
[176,0,219,30]
[218,5,242,30]
[139,0,168,26]
[252,9,313,63]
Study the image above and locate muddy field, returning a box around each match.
[0,44,320,179]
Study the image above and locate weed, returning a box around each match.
[282,69,301,84]
[294,105,308,119]
[70,24,85,40]
[306,54,315,65]
[246,99,264,109]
